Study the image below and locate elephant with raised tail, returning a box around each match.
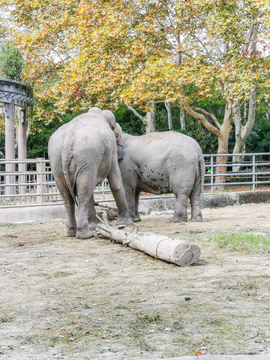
[118,131,205,223]
[48,108,133,239]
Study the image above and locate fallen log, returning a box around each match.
[96,213,201,267]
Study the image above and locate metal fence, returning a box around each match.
[1,153,270,208]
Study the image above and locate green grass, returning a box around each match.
[213,233,270,252]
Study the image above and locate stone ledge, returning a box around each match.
[1,190,270,223]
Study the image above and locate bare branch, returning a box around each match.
[128,0,143,22]
[124,103,145,123]
[232,85,257,115]
[178,88,221,138]
[194,107,221,129]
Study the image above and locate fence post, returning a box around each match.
[210,155,214,195]
[252,154,256,192]
[37,158,46,205]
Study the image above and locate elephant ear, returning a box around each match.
[114,123,123,160]
[88,107,102,115]
[100,110,116,130]
[113,123,122,145]
[117,144,123,161]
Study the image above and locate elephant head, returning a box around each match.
[89,108,122,158]
[100,110,117,131]
[88,106,102,115]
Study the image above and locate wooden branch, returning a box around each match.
[128,0,143,21]
[96,213,201,267]
[232,85,257,115]
[218,80,225,99]
[194,107,221,129]
[125,103,145,123]
[179,88,221,138]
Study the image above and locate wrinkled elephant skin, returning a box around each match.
[48,110,132,239]
[119,132,205,223]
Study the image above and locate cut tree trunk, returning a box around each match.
[96,213,201,267]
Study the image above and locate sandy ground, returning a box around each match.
[1,203,270,359]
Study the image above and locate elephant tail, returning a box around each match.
[62,134,78,206]
[199,152,205,196]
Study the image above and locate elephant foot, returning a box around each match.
[89,222,97,230]
[76,228,94,239]
[190,216,203,222]
[65,228,76,237]
[132,215,141,223]
[116,216,134,226]
[169,215,188,223]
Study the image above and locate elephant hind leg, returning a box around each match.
[76,174,96,239]
[189,182,203,222]
[55,173,77,237]
[107,162,133,226]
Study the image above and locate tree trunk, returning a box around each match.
[96,213,201,267]
[144,103,156,133]
[232,91,256,170]
[177,90,233,190]
[179,101,186,130]
[165,102,173,130]
[215,106,232,190]
[125,102,156,134]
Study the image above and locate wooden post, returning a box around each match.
[37,158,46,205]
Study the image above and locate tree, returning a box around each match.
[0,42,24,81]
[3,0,270,165]
[120,1,270,185]
[125,102,156,133]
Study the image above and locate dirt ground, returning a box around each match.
[1,203,270,360]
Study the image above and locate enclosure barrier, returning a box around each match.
[1,153,270,208]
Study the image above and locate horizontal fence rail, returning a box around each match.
[1,153,270,208]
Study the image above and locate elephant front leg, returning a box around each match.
[107,168,133,226]
[170,194,188,223]
[119,186,137,222]
[134,189,141,222]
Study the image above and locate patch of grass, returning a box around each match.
[213,233,270,252]
[0,315,13,323]
[136,312,162,324]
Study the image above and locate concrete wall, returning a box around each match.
[1,190,270,223]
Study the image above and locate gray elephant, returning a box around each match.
[118,131,205,223]
[48,108,133,239]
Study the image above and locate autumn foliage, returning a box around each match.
[2,0,270,136]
